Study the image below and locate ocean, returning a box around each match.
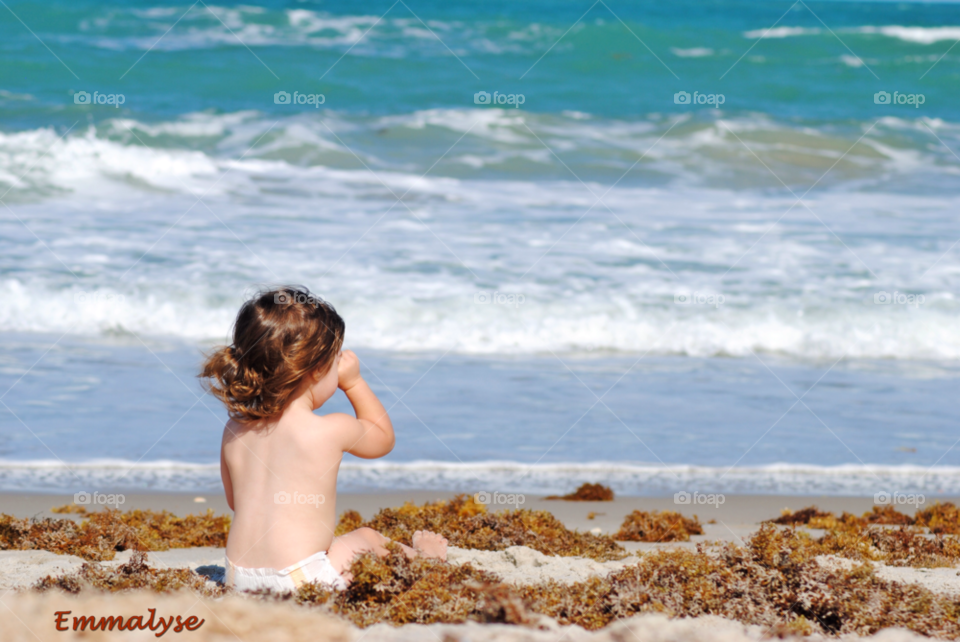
[1,0,959,496]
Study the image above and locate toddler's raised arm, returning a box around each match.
[334,350,395,459]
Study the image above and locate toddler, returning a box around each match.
[201,286,447,592]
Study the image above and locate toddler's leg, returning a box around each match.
[327,527,448,580]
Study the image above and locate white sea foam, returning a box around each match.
[840,55,866,68]
[855,25,960,45]
[2,112,959,360]
[6,110,957,199]
[2,459,958,495]
[742,27,821,39]
[670,47,714,57]
[73,7,501,54]
[0,276,958,360]
[742,24,960,43]
[0,126,223,197]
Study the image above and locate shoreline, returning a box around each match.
[2,491,950,536]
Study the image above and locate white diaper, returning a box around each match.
[225,550,347,592]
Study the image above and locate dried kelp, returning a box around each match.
[544,483,614,501]
[32,525,960,638]
[521,526,960,637]
[766,506,834,526]
[293,544,534,627]
[338,494,626,562]
[613,510,703,542]
[1,509,230,561]
[33,550,223,597]
[769,502,960,531]
[916,502,960,535]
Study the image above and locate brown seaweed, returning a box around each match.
[1,508,230,561]
[613,509,703,542]
[338,494,626,562]
[31,524,960,638]
[544,483,615,501]
[32,550,223,597]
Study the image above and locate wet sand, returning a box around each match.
[0,490,917,530]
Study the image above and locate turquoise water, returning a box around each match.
[1,0,959,494]
[1,0,957,124]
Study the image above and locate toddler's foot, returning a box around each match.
[412,530,448,561]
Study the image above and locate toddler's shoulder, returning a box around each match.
[299,412,360,445]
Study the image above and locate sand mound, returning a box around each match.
[361,613,930,642]
[448,545,631,584]
[2,545,631,592]
[815,555,960,597]
[0,548,227,593]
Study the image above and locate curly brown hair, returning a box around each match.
[200,286,345,422]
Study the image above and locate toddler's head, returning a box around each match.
[201,286,344,422]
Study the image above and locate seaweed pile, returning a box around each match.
[545,483,615,501]
[768,502,960,533]
[335,495,627,562]
[0,508,230,561]
[270,526,960,636]
[21,502,960,637]
[518,526,960,637]
[289,544,534,627]
[766,503,960,568]
[33,550,223,598]
[613,510,703,542]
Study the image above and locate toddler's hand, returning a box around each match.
[337,350,362,391]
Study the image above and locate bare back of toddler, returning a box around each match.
[201,287,447,592]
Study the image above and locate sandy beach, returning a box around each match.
[0,591,941,642]
[0,490,919,555]
[2,491,959,641]
[0,490,920,533]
